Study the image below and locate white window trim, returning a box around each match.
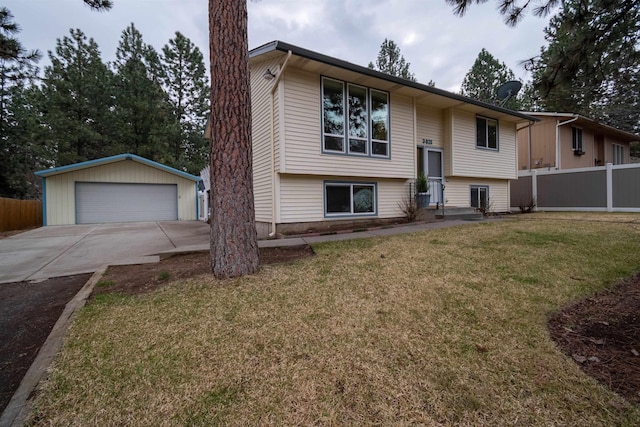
[321,76,390,159]
[370,89,390,158]
[476,116,499,151]
[324,181,377,217]
[470,185,489,209]
[347,83,369,156]
[321,77,346,153]
[572,127,584,152]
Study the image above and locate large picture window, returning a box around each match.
[476,116,498,150]
[322,77,389,158]
[325,182,376,216]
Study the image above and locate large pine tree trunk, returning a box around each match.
[208,0,259,278]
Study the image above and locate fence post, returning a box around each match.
[606,163,613,212]
[531,170,538,212]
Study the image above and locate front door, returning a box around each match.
[417,146,444,206]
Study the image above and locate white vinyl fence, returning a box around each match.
[511,163,640,212]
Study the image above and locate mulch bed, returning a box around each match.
[94,245,316,297]
[0,274,91,412]
[548,272,640,405]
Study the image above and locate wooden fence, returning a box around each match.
[0,197,42,232]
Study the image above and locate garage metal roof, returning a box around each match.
[35,153,202,181]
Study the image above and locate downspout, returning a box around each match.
[555,115,578,170]
[268,51,292,237]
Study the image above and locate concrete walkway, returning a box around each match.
[170,218,494,255]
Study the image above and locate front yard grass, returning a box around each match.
[29,215,640,426]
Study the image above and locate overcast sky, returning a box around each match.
[6,0,553,93]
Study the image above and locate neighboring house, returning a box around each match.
[516,112,639,171]
[35,154,201,225]
[208,41,537,237]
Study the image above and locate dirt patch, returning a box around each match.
[0,246,313,414]
[94,245,315,297]
[0,274,91,413]
[0,228,37,239]
[548,273,640,405]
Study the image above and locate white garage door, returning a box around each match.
[76,182,178,224]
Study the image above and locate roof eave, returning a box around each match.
[35,153,201,181]
[250,40,540,123]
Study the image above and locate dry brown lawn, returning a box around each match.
[28,214,640,426]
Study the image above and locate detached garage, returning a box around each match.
[35,154,201,225]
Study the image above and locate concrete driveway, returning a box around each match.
[0,221,210,284]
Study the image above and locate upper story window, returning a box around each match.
[572,127,583,152]
[476,116,498,150]
[613,144,625,165]
[322,77,389,158]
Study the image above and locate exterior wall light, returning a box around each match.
[263,69,276,80]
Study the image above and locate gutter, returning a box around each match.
[556,115,579,169]
[251,40,540,124]
[268,50,292,237]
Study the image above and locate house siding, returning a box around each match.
[281,68,414,179]
[278,174,408,223]
[44,161,196,225]
[250,57,282,223]
[450,110,517,180]
[517,117,557,170]
[517,115,635,171]
[560,125,595,170]
[416,105,444,148]
[444,178,511,212]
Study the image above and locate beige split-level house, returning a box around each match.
[236,41,539,237]
[516,112,638,171]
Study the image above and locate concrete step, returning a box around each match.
[434,207,484,221]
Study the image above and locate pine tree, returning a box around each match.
[0,7,42,198]
[160,32,210,174]
[113,23,172,163]
[460,48,519,107]
[448,0,640,131]
[368,39,416,82]
[40,29,116,166]
[531,0,640,133]
[208,0,259,278]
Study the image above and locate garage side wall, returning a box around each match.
[45,160,197,225]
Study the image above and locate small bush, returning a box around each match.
[398,195,419,222]
[518,197,537,214]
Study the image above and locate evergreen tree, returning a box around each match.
[448,0,640,132]
[40,29,116,166]
[160,32,210,174]
[113,23,172,163]
[446,0,560,26]
[460,48,520,108]
[368,39,416,81]
[530,0,640,133]
[0,7,41,198]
